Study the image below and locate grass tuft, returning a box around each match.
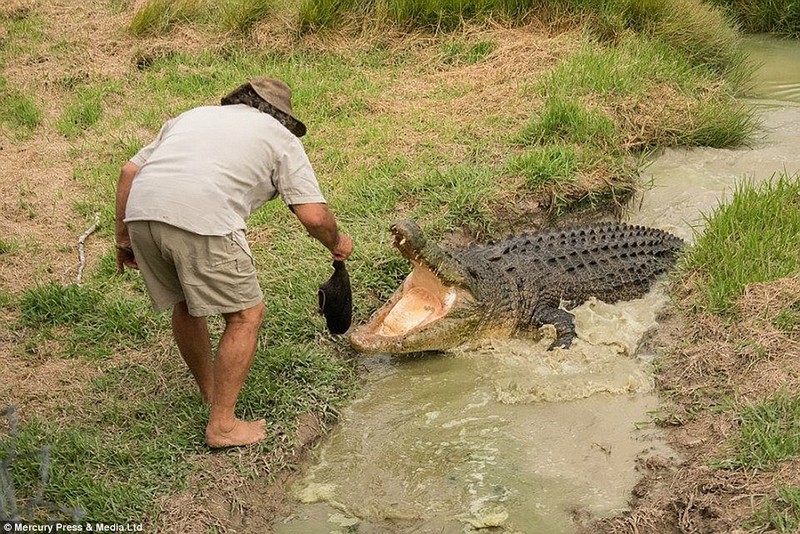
[56,88,104,139]
[751,486,800,533]
[683,173,800,316]
[217,0,275,33]
[0,237,20,255]
[130,0,276,35]
[128,0,208,36]
[0,77,42,137]
[517,96,618,150]
[715,391,800,470]
[439,38,495,66]
[707,0,800,37]
[509,144,580,189]
[591,0,744,75]
[772,301,800,336]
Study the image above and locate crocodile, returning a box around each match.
[349,219,684,353]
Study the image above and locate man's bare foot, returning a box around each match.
[206,418,266,448]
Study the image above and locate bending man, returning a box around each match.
[115,77,353,448]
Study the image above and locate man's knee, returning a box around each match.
[224,300,265,327]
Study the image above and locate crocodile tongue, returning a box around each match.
[377,286,444,337]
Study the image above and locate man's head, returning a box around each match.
[221,77,307,137]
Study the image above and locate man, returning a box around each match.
[115,77,353,448]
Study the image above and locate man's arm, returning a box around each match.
[115,161,140,273]
[291,203,353,261]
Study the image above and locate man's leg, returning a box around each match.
[172,301,214,404]
[205,300,267,448]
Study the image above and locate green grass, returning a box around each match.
[129,0,275,35]
[218,0,275,33]
[518,97,619,149]
[298,0,745,78]
[18,282,160,359]
[56,85,115,139]
[128,0,207,36]
[683,174,800,316]
[8,271,354,521]
[773,301,800,335]
[588,0,744,75]
[4,386,203,523]
[439,38,496,66]
[750,486,800,533]
[0,7,45,52]
[2,350,347,524]
[707,0,800,37]
[509,144,580,188]
[715,391,800,470]
[408,165,498,236]
[0,77,42,137]
[536,36,754,150]
[0,237,20,255]
[377,0,533,31]
[298,0,532,32]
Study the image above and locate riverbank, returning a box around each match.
[0,0,794,530]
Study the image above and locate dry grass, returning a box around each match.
[372,23,578,134]
[0,135,87,291]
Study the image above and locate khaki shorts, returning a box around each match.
[127,221,263,316]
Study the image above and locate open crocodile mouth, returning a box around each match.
[364,263,459,338]
[349,219,480,353]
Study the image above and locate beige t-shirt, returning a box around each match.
[125,104,325,238]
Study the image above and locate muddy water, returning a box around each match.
[744,35,800,104]
[275,37,800,533]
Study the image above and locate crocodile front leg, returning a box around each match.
[533,303,577,350]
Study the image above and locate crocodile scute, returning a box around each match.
[349,219,685,354]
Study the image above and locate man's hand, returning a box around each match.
[115,161,140,274]
[116,242,138,273]
[331,233,353,262]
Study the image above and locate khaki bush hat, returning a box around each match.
[225,76,307,137]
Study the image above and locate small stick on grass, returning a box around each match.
[76,213,100,286]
